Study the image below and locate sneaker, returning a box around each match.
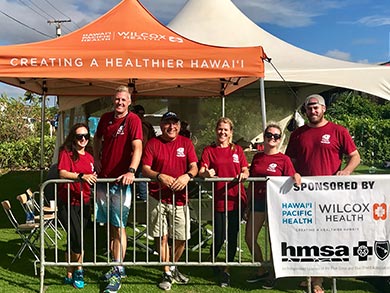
[171,268,189,284]
[158,272,173,290]
[64,276,73,285]
[220,271,231,288]
[262,278,276,290]
[246,271,270,283]
[101,266,126,282]
[73,269,85,289]
[104,274,122,293]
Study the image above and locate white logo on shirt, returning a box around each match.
[176,147,185,157]
[232,153,239,164]
[267,163,277,173]
[321,134,331,144]
[116,125,125,136]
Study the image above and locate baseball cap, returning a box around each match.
[304,94,326,107]
[161,111,180,122]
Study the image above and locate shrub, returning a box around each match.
[0,136,55,170]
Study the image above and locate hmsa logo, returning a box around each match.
[373,203,387,220]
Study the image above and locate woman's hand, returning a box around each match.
[83,172,97,185]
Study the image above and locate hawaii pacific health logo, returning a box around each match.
[373,203,387,220]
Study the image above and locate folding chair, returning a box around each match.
[26,189,64,240]
[127,199,157,255]
[189,197,213,251]
[1,200,40,273]
[16,192,60,246]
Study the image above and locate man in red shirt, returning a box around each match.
[93,85,143,293]
[285,94,360,293]
[142,112,198,291]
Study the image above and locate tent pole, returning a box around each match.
[221,95,225,117]
[40,91,47,184]
[259,77,267,130]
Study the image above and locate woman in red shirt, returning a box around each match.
[57,123,97,289]
[199,117,249,288]
[245,123,300,289]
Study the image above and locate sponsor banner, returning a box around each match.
[267,175,390,278]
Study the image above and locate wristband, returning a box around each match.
[186,172,194,179]
[128,167,136,174]
[78,173,84,181]
[156,173,161,182]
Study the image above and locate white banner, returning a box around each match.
[267,175,390,278]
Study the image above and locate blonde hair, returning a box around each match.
[115,85,131,99]
[215,117,235,150]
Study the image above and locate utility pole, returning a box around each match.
[47,19,71,37]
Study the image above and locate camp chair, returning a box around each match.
[189,197,213,251]
[127,199,157,255]
[17,192,60,246]
[1,200,40,274]
[26,188,64,240]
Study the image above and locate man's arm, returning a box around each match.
[118,139,142,185]
[337,150,361,175]
[142,164,176,188]
[170,161,198,191]
[93,135,103,174]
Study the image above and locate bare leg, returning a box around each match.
[111,225,127,262]
[156,235,170,272]
[245,211,267,275]
[172,239,186,262]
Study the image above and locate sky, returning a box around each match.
[0,0,389,100]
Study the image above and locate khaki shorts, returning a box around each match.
[148,196,191,240]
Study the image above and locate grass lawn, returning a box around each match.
[0,168,388,292]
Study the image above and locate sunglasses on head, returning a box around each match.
[75,133,90,141]
[264,132,281,140]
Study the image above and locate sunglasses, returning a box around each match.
[75,133,90,141]
[264,132,281,140]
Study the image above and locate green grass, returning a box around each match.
[0,169,388,292]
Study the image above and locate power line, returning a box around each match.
[18,0,73,34]
[0,9,52,39]
[18,0,51,20]
[41,0,81,29]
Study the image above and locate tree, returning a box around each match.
[327,92,390,166]
[0,93,56,169]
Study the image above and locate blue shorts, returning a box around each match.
[95,182,132,228]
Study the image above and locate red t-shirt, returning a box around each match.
[95,111,143,178]
[285,121,357,176]
[200,144,248,212]
[249,152,296,201]
[142,135,198,205]
[58,149,95,205]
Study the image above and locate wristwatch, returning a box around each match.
[186,172,194,179]
[128,167,136,174]
[78,173,84,181]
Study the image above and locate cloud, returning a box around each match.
[232,0,346,27]
[325,49,351,61]
[0,0,348,45]
[356,15,390,27]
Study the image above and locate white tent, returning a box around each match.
[168,0,390,103]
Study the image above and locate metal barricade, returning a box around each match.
[38,177,269,293]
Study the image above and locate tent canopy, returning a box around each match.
[168,0,390,101]
[0,0,265,98]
